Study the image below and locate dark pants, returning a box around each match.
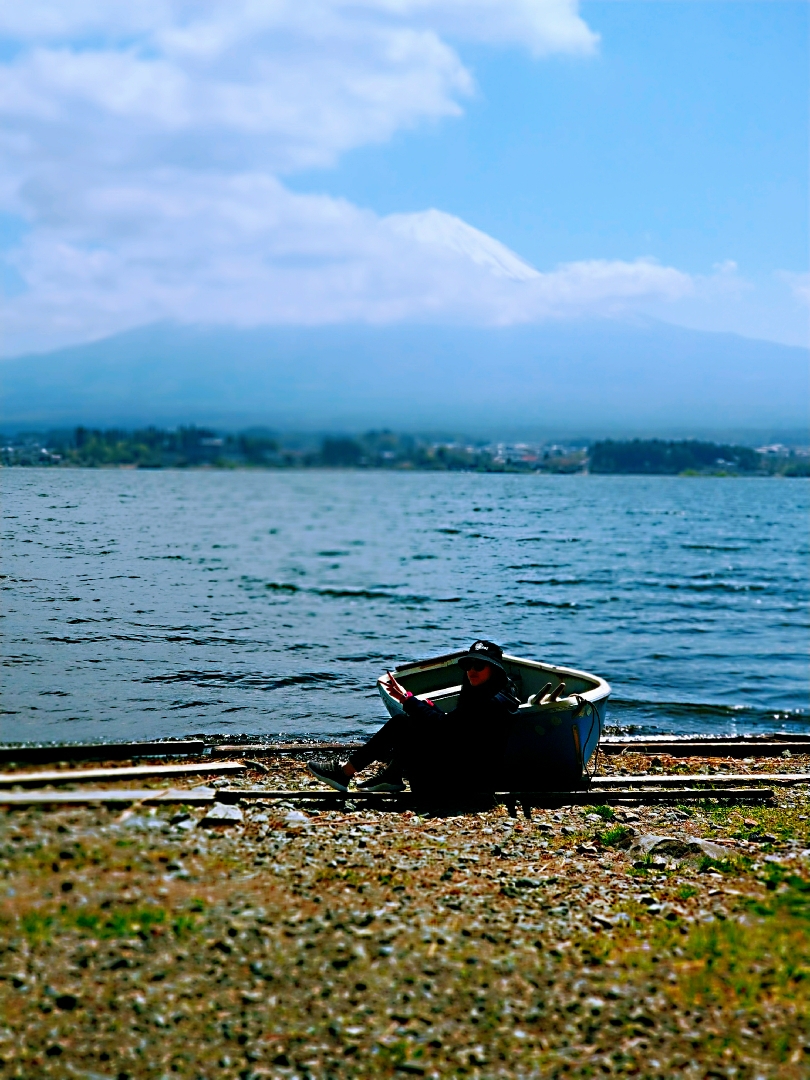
[348,711,428,772]
[348,711,487,793]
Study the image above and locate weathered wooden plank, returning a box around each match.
[211,743,362,758]
[212,786,774,806]
[0,787,216,806]
[0,740,206,765]
[0,762,246,788]
[209,738,810,761]
[599,741,809,758]
[0,784,774,808]
[591,772,808,788]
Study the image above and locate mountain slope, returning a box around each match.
[1,319,807,436]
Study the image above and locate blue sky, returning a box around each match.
[294,3,807,272]
[0,1,807,355]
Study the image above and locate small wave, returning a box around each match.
[45,634,109,644]
[517,578,586,586]
[610,697,809,724]
[169,699,219,710]
[681,544,743,552]
[262,581,461,605]
[516,536,584,544]
[1,654,39,667]
[505,599,580,609]
[319,586,409,600]
[334,653,388,663]
[664,582,767,593]
[144,669,342,691]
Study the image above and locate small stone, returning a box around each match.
[200,803,243,826]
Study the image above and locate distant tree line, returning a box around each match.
[2,426,284,469]
[589,439,761,475]
[2,428,808,475]
[0,426,581,472]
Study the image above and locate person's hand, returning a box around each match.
[383,670,408,703]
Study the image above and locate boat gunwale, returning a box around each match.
[377,650,611,712]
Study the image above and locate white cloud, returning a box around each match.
[0,2,598,55]
[1,1,719,357]
[1,173,697,354]
[0,2,594,172]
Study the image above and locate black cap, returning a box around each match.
[457,639,506,672]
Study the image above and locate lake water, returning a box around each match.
[2,469,808,745]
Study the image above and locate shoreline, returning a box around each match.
[4,463,810,477]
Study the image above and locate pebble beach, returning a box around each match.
[1,751,809,1080]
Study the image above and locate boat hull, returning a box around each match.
[377,651,611,790]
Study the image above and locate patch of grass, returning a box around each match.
[599,825,633,848]
[697,801,734,826]
[21,910,54,942]
[19,902,206,944]
[751,870,810,919]
[591,805,615,823]
[603,882,810,1051]
[628,853,661,876]
[677,884,698,900]
[698,854,746,875]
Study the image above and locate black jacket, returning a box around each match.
[401,678,520,790]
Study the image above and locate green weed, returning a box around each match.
[599,825,632,848]
[698,854,742,875]
[19,903,206,943]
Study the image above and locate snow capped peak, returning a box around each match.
[385,208,540,281]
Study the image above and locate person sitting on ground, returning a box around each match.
[307,639,520,794]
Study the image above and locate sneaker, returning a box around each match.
[307,755,351,792]
[357,762,406,793]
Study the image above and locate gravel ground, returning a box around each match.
[0,752,808,1080]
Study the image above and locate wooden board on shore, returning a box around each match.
[0,787,216,806]
[0,781,777,808]
[211,743,363,757]
[210,738,810,760]
[591,772,808,787]
[212,786,775,806]
[600,740,809,757]
[0,761,246,788]
[0,740,206,765]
